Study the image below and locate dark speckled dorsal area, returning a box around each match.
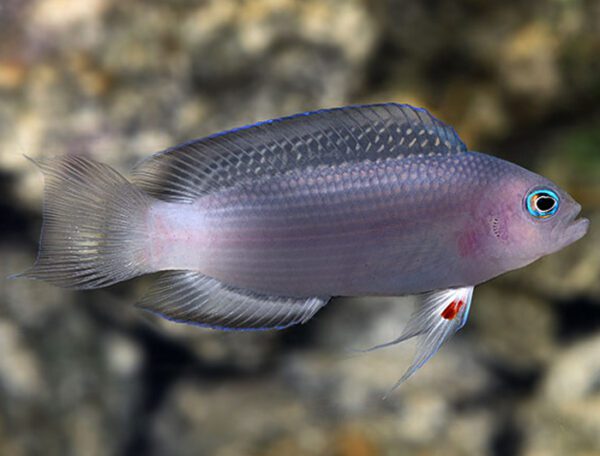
[131,103,468,202]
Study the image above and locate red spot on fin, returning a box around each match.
[440,300,465,320]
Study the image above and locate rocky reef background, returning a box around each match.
[1,1,599,455]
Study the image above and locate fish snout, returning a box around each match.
[563,202,589,244]
[566,216,590,242]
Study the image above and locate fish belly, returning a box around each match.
[146,158,465,297]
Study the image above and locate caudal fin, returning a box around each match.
[16,156,152,289]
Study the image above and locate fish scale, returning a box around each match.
[157,153,491,297]
[16,103,588,389]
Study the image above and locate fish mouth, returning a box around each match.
[566,217,590,243]
[564,204,590,244]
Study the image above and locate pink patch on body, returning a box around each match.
[146,208,170,266]
[457,229,481,258]
[440,300,465,320]
[146,202,209,269]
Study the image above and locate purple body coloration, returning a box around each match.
[17,104,589,387]
[147,151,577,296]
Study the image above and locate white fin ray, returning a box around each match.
[358,286,474,395]
[137,270,330,331]
[14,156,151,289]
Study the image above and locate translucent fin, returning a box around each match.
[131,103,467,202]
[14,156,152,289]
[137,270,330,331]
[359,286,474,394]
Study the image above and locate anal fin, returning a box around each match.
[137,271,330,331]
[359,286,474,393]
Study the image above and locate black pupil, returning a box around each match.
[536,195,556,212]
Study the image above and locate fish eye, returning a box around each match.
[526,189,559,218]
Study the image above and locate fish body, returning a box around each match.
[17,103,589,387]
[145,151,576,297]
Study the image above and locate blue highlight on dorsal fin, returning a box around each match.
[131,102,468,202]
[205,103,432,139]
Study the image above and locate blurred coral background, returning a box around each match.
[0,1,599,455]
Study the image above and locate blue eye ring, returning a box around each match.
[526,189,559,218]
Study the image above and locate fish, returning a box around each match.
[15,103,589,388]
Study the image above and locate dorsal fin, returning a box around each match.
[131,103,467,202]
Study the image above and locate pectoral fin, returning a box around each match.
[358,286,474,394]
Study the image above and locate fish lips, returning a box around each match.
[565,216,590,244]
[563,203,589,245]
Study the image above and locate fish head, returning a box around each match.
[476,164,589,272]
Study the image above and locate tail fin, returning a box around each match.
[16,156,152,289]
